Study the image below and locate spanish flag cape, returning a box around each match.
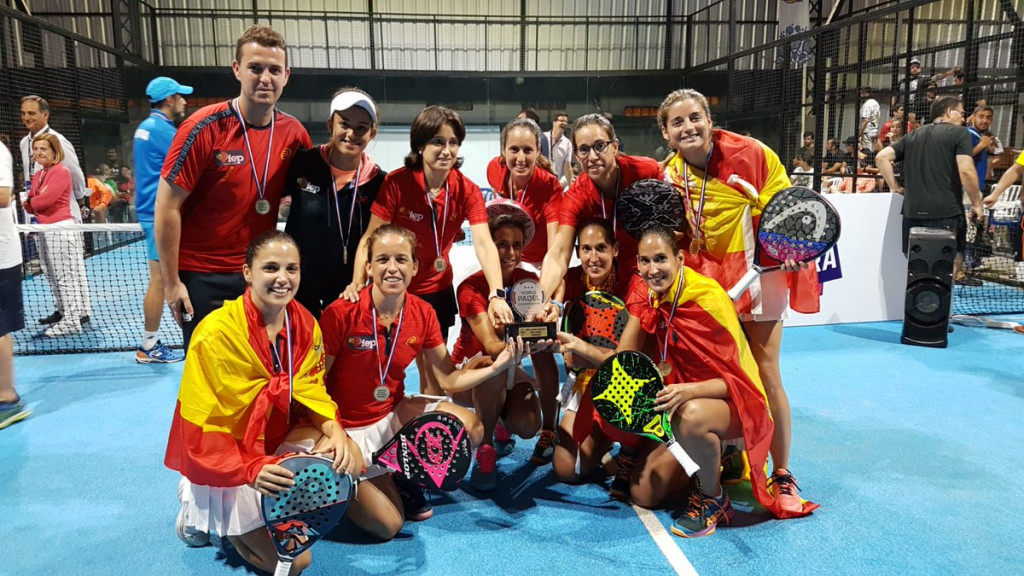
[164,290,338,487]
[664,129,820,315]
[629,267,818,518]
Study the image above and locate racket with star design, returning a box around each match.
[261,454,355,576]
[589,350,700,476]
[372,411,472,491]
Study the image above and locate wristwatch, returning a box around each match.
[489,288,507,301]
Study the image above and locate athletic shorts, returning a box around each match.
[417,285,458,340]
[139,220,159,262]
[0,265,25,337]
[344,395,445,480]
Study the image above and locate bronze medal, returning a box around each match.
[689,237,704,256]
[658,362,672,377]
[434,257,447,273]
[255,198,271,215]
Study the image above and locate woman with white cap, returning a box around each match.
[284,87,386,317]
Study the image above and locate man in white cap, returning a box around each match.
[132,76,193,363]
[155,25,311,350]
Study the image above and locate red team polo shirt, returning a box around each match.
[370,166,488,295]
[162,101,312,273]
[320,288,445,428]
[559,155,660,277]
[486,157,562,264]
[451,268,537,363]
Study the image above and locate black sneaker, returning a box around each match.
[392,474,433,521]
[38,311,63,325]
[79,315,90,325]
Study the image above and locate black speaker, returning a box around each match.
[901,227,956,348]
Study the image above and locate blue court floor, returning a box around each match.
[1,318,1022,576]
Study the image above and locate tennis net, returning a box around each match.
[955,201,1024,316]
[13,223,183,355]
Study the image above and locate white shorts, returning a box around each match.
[344,395,445,479]
[177,438,316,537]
[740,268,790,323]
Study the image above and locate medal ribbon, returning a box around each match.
[266,311,294,419]
[506,172,529,205]
[680,142,714,249]
[597,172,622,235]
[331,159,362,253]
[425,181,450,262]
[372,304,405,389]
[648,269,684,368]
[233,98,276,207]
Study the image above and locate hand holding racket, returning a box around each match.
[589,351,700,476]
[727,186,841,300]
[372,412,473,491]
[261,454,355,576]
[562,291,629,373]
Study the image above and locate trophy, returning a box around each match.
[504,277,556,343]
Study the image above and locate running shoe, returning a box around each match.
[38,311,62,325]
[393,474,433,521]
[137,340,185,364]
[671,488,734,538]
[175,478,210,547]
[769,468,804,514]
[530,429,557,465]
[493,420,516,458]
[720,445,745,485]
[470,444,498,491]
[44,319,83,338]
[609,448,636,502]
[0,398,31,430]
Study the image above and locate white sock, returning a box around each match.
[142,331,159,350]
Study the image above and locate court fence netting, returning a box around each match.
[13,223,182,356]
[11,214,1022,356]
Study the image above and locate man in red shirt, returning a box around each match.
[156,25,312,349]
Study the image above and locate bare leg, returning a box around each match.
[345,475,405,540]
[502,380,540,439]
[144,261,164,332]
[531,351,560,431]
[742,319,791,472]
[230,528,312,575]
[0,334,17,403]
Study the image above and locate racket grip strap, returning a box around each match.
[274,559,293,576]
[727,268,760,301]
[667,441,701,476]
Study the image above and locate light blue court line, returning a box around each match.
[3,319,1023,575]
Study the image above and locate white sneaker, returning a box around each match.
[44,319,83,338]
[175,478,210,547]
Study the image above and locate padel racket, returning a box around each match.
[616,179,685,239]
[562,290,629,365]
[727,186,841,300]
[589,350,700,476]
[950,314,1024,334]
[261,454,355,576]
[372,411,472,491]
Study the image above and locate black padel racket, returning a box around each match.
[616,179,686,239]
[589,350,700,475]
[727,186,841,300]
[563,291,629,351]
[261,454,355,576]
[372,411,472,491]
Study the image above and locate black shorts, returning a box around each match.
[902,215,966,255]
[0,265,25,337]
[179,270,247,351]
[417,286,458,341]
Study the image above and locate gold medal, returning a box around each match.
[658,362,672,377]
[255,198,271,215]
[373,385,390,402]
[434,257,447,273]
[689,237,704,256]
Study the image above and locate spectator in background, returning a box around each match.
[544,111,575,185]
[859,87,881,152]
[879,103,909,145]
[19,95,87,223]
[518,107,549,159]
[876,97,983,286]
[822,138,846,174]
[897,59,959,106]
[967,105,999,189]
[155,25,311,351]
[118,166,135,222]
[133,75,192,364]
[0,140,30,430]
[790,154,813,188]
[913,82,939,126]
[23,134,93,337]
[87,173,112,223]
[797,131,814,165]
[842,136,859,173]
[97,164,127,223]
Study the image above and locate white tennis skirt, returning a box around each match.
[344,395,445,480]
[177,439,316,537]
